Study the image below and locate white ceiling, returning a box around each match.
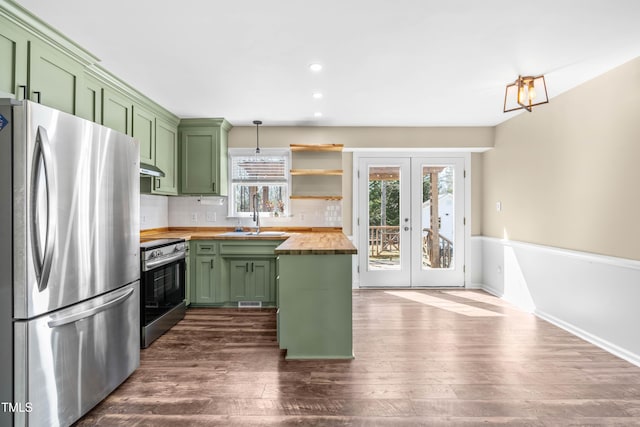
[14,0,640,126]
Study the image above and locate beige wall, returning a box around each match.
[482,56,640,260]
[228,126,494,149]
[230,126,494,235]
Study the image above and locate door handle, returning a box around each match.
[30,126,57,292]
[47,287,134,328]
[245,262,248,273]
[210,259,214,269]
[251,262,254,272]
[18,85,27,100]
[33,91,41,103]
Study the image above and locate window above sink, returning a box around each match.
[228,149,291,218]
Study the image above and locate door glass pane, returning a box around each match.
[368,166,401,270]
[421,165,454,270]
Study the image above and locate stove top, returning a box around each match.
[140,238,186,251]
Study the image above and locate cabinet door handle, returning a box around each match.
[210,259,214,269]
[155,178,161,190]
[251,262,254,272]
[245,262,248,273]
[212,182,215,192]
[18,85,27,100]
[33,91,42,103]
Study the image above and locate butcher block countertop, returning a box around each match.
[273,232,356,255]
[140,227,357,255]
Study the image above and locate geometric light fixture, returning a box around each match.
[503,75,549,112]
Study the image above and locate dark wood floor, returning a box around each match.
[77,290,640,426]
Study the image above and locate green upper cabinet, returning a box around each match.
[153,117,179,195]
[179,118,232,196]
[76,72,102,123]
[0,15,28,99]
[102,87,133,135]
[0,4,181,177]
[28,39,83,115]
[133,104,155,164]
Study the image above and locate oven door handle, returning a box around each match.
[144,251,186,271]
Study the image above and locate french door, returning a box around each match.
[358,156,465,287]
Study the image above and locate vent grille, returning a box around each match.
[238,301,262,308]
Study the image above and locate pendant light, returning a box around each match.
[253,120,262,154]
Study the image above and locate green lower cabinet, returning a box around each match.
[229,259,272,302]
[188,240,279,306]
[194,255,217,304]
[278,254,353,360]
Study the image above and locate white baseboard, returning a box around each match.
[535,308,640,368]
[477,236,640,368]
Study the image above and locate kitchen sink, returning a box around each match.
[218,231,287,237]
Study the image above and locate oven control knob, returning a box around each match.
[174,244,184,252]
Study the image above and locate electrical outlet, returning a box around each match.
[191,213,198,223]
[141,215,147,224]
[206,211,216,222]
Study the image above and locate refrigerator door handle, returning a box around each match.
[30,125,57,292]
[47,286,135,328]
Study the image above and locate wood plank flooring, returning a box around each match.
[76,290,640,426]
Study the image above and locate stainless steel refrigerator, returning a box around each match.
[0,99,141,427]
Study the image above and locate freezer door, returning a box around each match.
[14,282,140,427]
[13,101,140,318]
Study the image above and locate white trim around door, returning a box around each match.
[353,151,471,288]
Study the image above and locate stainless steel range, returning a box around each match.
[140,238,187,348]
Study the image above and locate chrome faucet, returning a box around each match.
[252,193,260,234]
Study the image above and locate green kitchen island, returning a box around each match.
[275,233,357,360]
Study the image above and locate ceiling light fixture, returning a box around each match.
[312,92,323,99]
[309,63,323,72]
[503,75,549,113]
[253,120,262,154]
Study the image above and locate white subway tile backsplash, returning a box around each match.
[141,194,344,230]
[140,194,169,229]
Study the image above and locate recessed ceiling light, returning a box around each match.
[314,112,322,117]
[312,92,323,99]
[309,63,323,72]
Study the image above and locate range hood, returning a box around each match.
[140,162,165,177]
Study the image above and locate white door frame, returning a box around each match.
[352,151,471,288]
